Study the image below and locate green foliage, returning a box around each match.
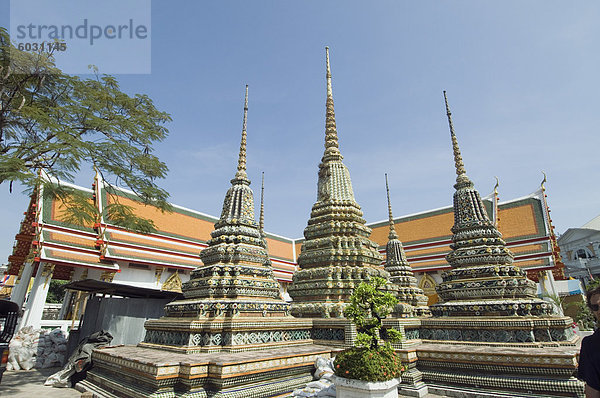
[574,279,600,330]
[334,345,404,382]
[0,27,172,232]
[334,277,405,381]
[572,300,596,331]
[343,276,400,349]
[46,279,68,304]
[587,278,600,291]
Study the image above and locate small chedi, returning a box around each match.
[288,48,396,318]
[431,93,555,320]
[416,93,583,398]
[142,86,311,352]
[384,175,431,317]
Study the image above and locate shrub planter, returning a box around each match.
[332,375,399,398]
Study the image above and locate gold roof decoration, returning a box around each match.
[161,270,182,293]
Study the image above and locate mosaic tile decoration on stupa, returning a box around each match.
[288,48,402,320]
[384,174,431,318]
[418,92,576,347]
[141,86,312,354]
[81,86,331,398]
[76,53,585,398]
[413,92,584,398]
[82,345,332,398]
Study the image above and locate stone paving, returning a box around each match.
[0,367,81,397]
[0,365,447,398]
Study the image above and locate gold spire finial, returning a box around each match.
[234,85,249,182]
[444,91,469,185]
[324,47,341,158]
[541,171,547,191]
[385,173,399,240]
[259,171,265,235]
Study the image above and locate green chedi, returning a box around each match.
[384,175,431,317]
[430,92,553,317]
[289,48,395,318]
[157,86,290,320]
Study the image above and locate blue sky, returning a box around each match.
[1,1,599,263]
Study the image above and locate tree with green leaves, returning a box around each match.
[0,27,171,232]
[334,277,404,382]
[343,276,402,349]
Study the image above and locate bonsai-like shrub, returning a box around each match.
[334,277,405,381]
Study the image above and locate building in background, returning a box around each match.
[558,215,600,288]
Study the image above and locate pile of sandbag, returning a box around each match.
[6,326,67,370]
[291,356,336,397]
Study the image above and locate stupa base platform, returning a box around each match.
[419,316,577,347]
[80,344,333,398]
[141,317,313,353]
[416,342,584,398]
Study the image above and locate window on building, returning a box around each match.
[575,248,593,260]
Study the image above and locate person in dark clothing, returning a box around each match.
[579,285,600,398]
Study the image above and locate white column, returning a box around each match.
[539,269,563,316]
[10,261,35,308]
[57,290,73,320]
[20,262,54,329]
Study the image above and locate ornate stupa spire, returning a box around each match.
[149,86,290,322]
[384,174,431,317]
[259,171,265,236]
[444,91,471,190]
[233,85,250,184]
[323,47,342,162]
[288,47,394,318]
[142,87,313,353]
[386,174,399,241]
[431,92,553,318]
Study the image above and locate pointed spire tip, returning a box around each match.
[323,46,340,157]
[234,86,249,182]
[385,174,398,240]
[444,91,468,182]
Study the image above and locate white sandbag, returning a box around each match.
[20,357,35,370]
[306,380,330,390]
[44,367,75,388]
[317,385,336,397]
[48,329,65,344]
[314,366,334,379]
[315,357,329,369]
